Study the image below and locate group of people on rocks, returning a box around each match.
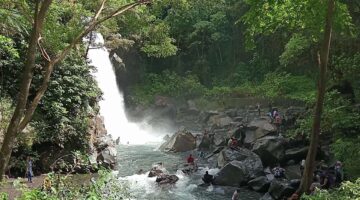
[270,159,345,200]
[309,160,344,193]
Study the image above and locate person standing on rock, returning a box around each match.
[187,154,195,165]
[231,189,240,200]
[256,103,261,116]
[26,156,33,183]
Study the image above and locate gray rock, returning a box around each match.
[268,180,295,200]
[252,136,287,166]
[95,135,114,150]
[248,176,271,192]
[97,146,117,169]
[284,165,301,180]
[159,130,196,152]
[207,115,233,128]
[225,109,238,118]
[198,135,212,150]
[217,148,262,168]
[259,193,275,200]
[244,119,277,144]
[213,158,263,187]
[285,147,308,162]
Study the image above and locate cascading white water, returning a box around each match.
[87,33,160,145]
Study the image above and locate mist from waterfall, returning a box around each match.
[87,33,161,145]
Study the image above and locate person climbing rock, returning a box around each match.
[202,171,214,184]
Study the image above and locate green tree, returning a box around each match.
[0,0,150,181]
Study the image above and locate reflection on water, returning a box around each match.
[116,145,261,200]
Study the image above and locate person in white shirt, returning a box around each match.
[232,189,240,200]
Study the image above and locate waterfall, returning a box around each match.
[87,33,160,145]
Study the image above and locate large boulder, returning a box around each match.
[248,176,271,192]
[213,159,263,187]
[207,114,233,128]
[217,148,262,168]
[284,165,301,180]
[244,118,277,144]
[97,146,117,169]
[212,129,228,146]
[268,180,295,200]
[198,135,212,150]
[252,136,287,166]
[159,130,196,152]
[285,147,308,162]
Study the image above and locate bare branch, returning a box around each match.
[94,0,107,21]
[37,35,51,62]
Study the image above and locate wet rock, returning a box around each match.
[156,174,179,185]
[213,159,263,187]
[268,180,295,200]
[217,148,261,168]
[159,129,196,152]
[244,119,277,144]
[248,176,271,192]
[163,134,171,142]
[252,136,287,166]
[259,193,275,200]
[148,169,164,177]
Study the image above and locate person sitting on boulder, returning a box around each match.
[202,171,214,184]
[272,164,285,179]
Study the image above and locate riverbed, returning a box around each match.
[116,144,261,200]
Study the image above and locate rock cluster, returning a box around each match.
[157,103,329,199]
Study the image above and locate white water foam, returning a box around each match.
[87,33,162,145]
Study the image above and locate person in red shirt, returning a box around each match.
[187,154,194,164]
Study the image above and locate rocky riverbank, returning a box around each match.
[151,99,332,200]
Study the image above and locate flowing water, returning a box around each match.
[87,33,261,200]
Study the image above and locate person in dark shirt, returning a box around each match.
[202,171,214,184]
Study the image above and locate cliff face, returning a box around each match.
[88,115,117,169]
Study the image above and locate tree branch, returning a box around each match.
[94,0,107,21]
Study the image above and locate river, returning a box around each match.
[116,144,261,200]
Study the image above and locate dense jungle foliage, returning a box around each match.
[108,0,360,180]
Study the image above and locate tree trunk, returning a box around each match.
[297,0,335,194]
[0,0,52,181]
